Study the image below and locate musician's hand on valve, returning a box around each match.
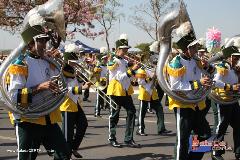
[34,81,60,94]
[46,49,61,58]
[200,76,212,88]
[132,62,141,71]
[82,82,92,90]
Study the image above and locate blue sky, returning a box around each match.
[0,0,240,50]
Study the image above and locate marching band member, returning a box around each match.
[82,53,95,102]
[60,43,91,159]
[166,22,212,160]
[196,39,219,132]
[8,23,70,160]
[94,47,109,117]
[203,28,223,135]
[211,42,240,160]
[107,34,141,148]
[135,67,171,136]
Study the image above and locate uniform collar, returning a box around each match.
[116,56,123,59]
[180,53,191,61]
[27,51,41,59]
[99,62,107,66]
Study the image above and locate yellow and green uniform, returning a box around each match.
[166,55,206,110]
[7,54,70,160]
[136,68,167,134]
[213,62,239,101]
[212,61,240,157]
[59,74,88,154]
[166,54,211,160]
[107,56,134,96]
[107,55,137,143]
[94,63,109,116]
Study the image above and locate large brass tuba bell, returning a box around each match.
[156,1,211,104]
[0,0,67,118]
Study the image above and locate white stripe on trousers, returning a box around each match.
[108,98,113,140]
[64,112,68,140]
[216,104,222,134]
[138,101,143,132]
[213,104,222,156]
[176,108,181,160]
[95,90,99,113]
[15,124,20,160]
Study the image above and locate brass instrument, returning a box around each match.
[0,0,67,118]
[68,60,100,87]
[95,77,108,91]
[210,88,240,104]
[208,40,240,105]
[68,60,118,110]
[156,1,211,104]
[123,53,155,70]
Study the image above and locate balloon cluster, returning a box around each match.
[206,27,221,53]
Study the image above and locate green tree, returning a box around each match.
[135,43,150,53]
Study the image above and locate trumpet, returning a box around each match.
[123,53,155,70]
[68,60,118,110]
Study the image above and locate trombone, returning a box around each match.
[68,60,118,110]
[123,53,156,71]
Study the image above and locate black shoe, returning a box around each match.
[47,150,54,157]
[104,105,110,110]
[109,140,122,148]
[94,114,102,118]
[124,140,141,148]
[136,130,148,136]
[236,153,240,160]
[72,150,83,159]
[212,155,224,160]
[158,129,172,135]
[83,98,91,102]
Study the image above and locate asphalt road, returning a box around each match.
[0,91,236,160]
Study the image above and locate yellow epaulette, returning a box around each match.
[166,56,186,77]
[8,64,28,76]
[166,65,186,77]
[216,66,228,76]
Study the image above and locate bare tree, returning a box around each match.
[129,0,172,41]
[96,0,122,50]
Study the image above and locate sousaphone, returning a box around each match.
[0,0,67,118]
[156,1,211,104]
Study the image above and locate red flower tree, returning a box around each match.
[0,0,105,39]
